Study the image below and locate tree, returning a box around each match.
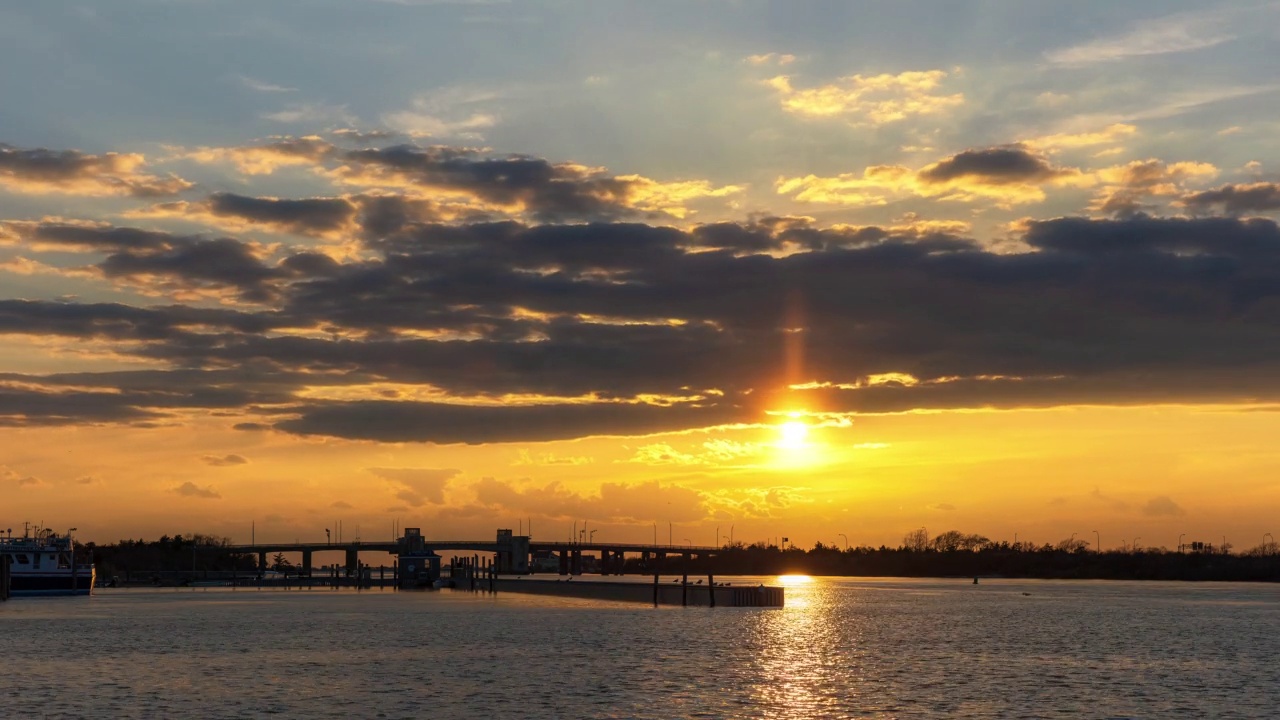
[270,552,294,574]
[902,528,929,552]
[1056,537,1090,553]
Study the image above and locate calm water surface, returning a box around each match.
[3,577,1278,719]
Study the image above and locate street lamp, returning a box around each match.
[1094,530,1100,552]
[1178,533,1185,553]
[839,533,849,550]
[1133,537,1141,551]
[589,530,597,544]
[326,528,330,545]
[683,538,691,547]
[1265,532,1275,554]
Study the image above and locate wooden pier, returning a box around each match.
[485,577,784,607]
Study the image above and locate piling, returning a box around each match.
[682,572,688,606]
[708,574,715,608]
[652,573,659,607]
[1,555,10,601]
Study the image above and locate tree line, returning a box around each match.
[631,530,1280,582]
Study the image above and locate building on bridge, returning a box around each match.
[494,529,529,574]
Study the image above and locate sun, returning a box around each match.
[777,420,810,449]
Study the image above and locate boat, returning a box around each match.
[0,526,95,597]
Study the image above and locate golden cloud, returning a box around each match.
[767,70,963,123]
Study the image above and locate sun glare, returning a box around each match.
[777,420,810,449]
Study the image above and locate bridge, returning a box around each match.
[226,529,721,578]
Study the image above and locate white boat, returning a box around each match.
[1,526,95,597]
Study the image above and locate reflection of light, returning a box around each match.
[777,574,812,586]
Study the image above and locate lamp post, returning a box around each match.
[1265,532,1275,554]
[1094,530,1100,553]
[589,530,597,544]
[1133,537,1141,551]
[683,538,691,548]
[839,533,849,550]
[326,528,330,545]
[1178,533,1185,553]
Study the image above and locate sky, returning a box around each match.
[3,0,1280,553]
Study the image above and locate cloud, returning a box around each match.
[181,139,740,221]
[238,75,297,93]
[766,69,963,123]
[1088,159,1218,217]
[1022,124,1138,153]
[0,144,192,197]
[263,103,357,125]
[330,500,353,509]
[129,193,360,238]
[383,111,497,139]
[1143,495,1185,517]
[10,139,1280,444]
[1180,183,1280,215]
[744,53,796,67]
[1045,10,1236,66]
[367,467,459,506]
[778,146,1087,207]
[173,481,221,499]
[472,477,706,522]
[201,454,249,466]
[931,503,956,512]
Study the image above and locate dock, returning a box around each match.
[485,577,785,607]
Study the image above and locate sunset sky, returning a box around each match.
[4,0,1280,553]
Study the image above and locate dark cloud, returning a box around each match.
[919,146,1070,185]
[206,193,358,235]
[1181,183,1280,215]
[99,236,282,300]
[278,401,745,444]
[3,221,177,252]
[8,139,1280,444]
[0,144,192,196]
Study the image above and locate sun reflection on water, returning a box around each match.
[745,577,858,717]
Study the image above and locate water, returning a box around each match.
[3,577,1278,719]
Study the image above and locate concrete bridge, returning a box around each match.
[227,529,721,577]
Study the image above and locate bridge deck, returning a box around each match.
[226,541,719,554]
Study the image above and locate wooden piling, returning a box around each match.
[1,555,10,601]
[681,572,688,606]
[652,573,658,607]
[708,574,715,608]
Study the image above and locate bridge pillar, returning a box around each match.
[302,550,313,577]
[571,549,581,575]
[558,551,568,575]
[258,552,267,574]
[345,548,358,577]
